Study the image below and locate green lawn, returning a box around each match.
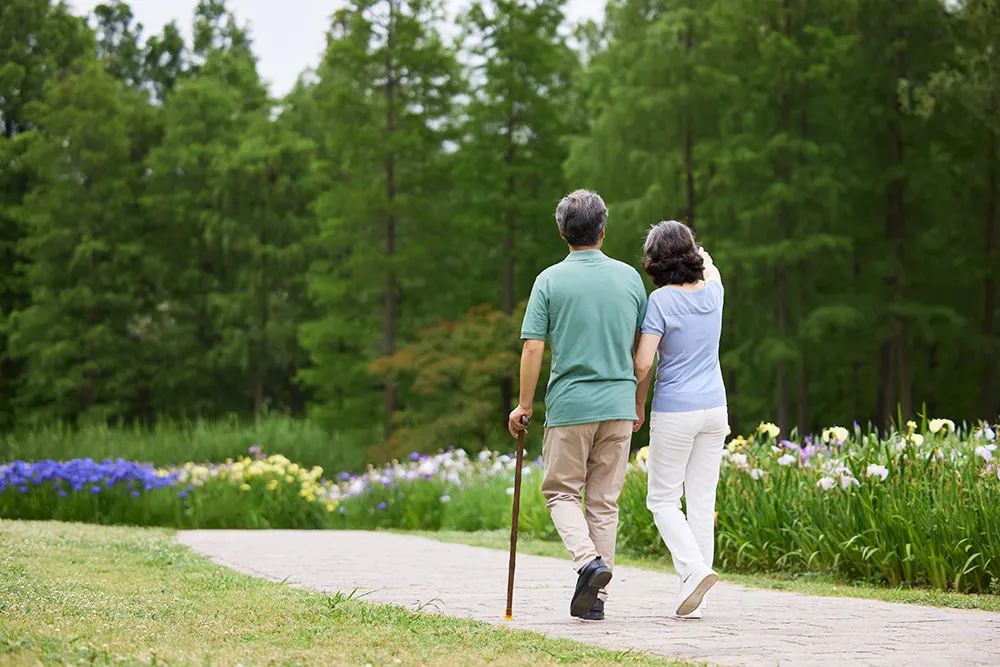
[0,521,692,666]
[415,530,1000,614]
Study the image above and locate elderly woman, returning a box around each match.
[633,219,727,619]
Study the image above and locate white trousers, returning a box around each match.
[646,407,729,580]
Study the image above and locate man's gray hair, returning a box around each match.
[555,189,608,247]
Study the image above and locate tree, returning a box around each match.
[10,61,156,422]
[454,0,581,427]
[927,0,1000,418]
[0,0,90,428]
[300,0,460,441]
[141,0,268,417]
[214,115,317,417]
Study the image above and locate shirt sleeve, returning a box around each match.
[520,276,549,340]
[641,290,667,336]
[635,274,649,332]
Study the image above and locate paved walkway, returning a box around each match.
[178,530,1000,666]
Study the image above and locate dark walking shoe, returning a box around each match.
[581,598,605,621]
[570,557,612,618]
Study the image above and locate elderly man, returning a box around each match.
[508,190,647,621]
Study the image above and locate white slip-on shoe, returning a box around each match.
[675,568,718,616]
[675,603,703,620]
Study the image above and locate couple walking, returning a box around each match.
[508,189,727,622]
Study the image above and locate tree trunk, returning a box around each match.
[982,129,998,417]
[887,101,912,421]
[500,106,516,427]
[683,18,696,229]
[775,264,790,434]
[773,3,793,435]
[382,1,399,439]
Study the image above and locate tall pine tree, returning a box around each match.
[300,0,460,444]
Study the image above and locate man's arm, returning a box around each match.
[508,339,545,437]
[633,333,661,432]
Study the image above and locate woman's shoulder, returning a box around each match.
[650,282,722,313]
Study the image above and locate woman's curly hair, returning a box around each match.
[642,220,704,287]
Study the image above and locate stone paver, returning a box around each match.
[178,530,1000,666]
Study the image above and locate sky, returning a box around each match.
[68,1,607,96]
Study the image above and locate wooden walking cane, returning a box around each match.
[505,415,529,620]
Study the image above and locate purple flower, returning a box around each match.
[57,490,68,497]
[178,490,188,499]
[89,485,101,494]
[376,501,387,511]
[131,490,141,498]
[780,439,799,450]
[409,452,421,461]
[17,485,28,493]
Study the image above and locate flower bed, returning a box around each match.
[2,419,998,592]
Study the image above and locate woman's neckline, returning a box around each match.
[664,280,707,293]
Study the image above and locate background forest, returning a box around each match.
[1,0,998,471]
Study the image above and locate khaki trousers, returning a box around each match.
[541,419,633,599]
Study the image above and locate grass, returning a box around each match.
[0,415,372,474]
[414,529,1000,614]
[0,520,692,666]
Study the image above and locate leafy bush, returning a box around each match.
[3,418,998,593]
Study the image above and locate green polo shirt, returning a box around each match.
[521,249,648,427]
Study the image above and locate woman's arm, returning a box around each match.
[700,247,722,283]
[633,332,661,431]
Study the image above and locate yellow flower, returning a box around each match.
[240,483,251,492]
[324,501,337,513]
[909,433,924,447]
[635,446,650,463]
[757,422,780,439]
[266,479,279,491]
[905,420,917,434]
[928,418,955,434]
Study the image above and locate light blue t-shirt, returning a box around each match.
[641,281,727,413]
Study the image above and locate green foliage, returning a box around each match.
[5,421,997,593]
[299,0,462,441]
[370,304,534,458]
[10,61,156,422]
[0,416,366,475]
[1,0,999,466]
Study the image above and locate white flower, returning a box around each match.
[817,476,836,490]
[730,453,748,469]
[974,425,996,442]
[865,464,889,481]
[749,468,766,480]
[822,426,850,444]
[777,454,797,466]
[439,494,451,503]
[895,438,908,453]
[974,445,996,462]
[505,487,515,496]
[928,418,955,434]
[757,422,781,439]
[478,450,492,462]
[910,433,924,447]
[840,475,860,489]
